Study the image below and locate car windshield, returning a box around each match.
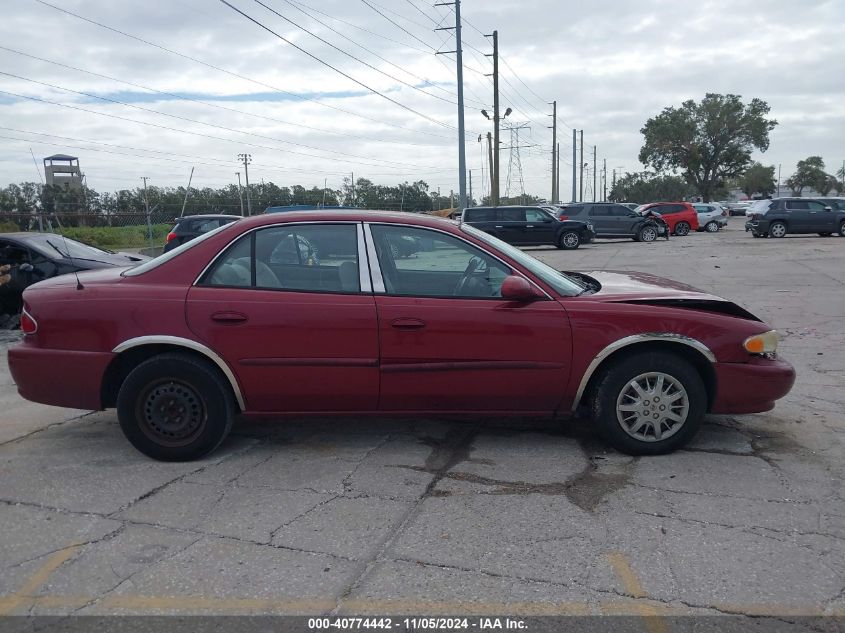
[460,223,585,296]
[26,234,114,260]
[122,219,241,277]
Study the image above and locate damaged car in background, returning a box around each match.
[0,232,148,324]
[8,211,794,461]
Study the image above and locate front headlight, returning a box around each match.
[743,330,779,355]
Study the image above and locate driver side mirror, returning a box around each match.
[501,275,542,301]
[824,206,833,212]
[18,263,34,273]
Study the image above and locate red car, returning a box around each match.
[9,211,794,461]
[638,202,700,235]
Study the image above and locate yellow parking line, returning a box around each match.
[606,552,668,633]
[0,543,82,615]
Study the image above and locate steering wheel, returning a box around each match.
[453,256,483,296]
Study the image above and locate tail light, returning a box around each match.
[558,214,569,221]
[166,231,178,242]
[21,306,37,335]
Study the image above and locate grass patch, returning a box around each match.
[54,224,172,250]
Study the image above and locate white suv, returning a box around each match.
[693,204,728,232]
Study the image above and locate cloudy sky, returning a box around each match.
[1,0,843,200]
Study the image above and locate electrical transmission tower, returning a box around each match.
[503,121,531,202]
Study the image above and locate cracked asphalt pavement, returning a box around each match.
[0,222,843,619]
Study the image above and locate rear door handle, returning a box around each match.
[391,317,426,330]
[211,311,248,324]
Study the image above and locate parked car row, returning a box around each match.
[9,209,796,461]
[744,197,845,238]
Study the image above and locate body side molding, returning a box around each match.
[111,335,246,411]
[571,333,716,412]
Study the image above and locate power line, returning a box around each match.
[0,72,451,170]
[0,127,455,177]
[250,0,460,107]
[0,45,447,149]
[0,88,455,173]
[276,0,486,108]
[220,0,461,133]
[30,0,458,141]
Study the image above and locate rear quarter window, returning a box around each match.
[463,208,496,222]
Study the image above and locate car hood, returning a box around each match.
[564,270,760,320]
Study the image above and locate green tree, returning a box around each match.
[608,172,694,204]
[738,163,776,198]
[639,93,777,201]
[787,156,826,196]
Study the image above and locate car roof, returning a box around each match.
[215,209,459,230]
[175,214,242,221]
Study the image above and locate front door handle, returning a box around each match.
[211,311,248,324]
[391,317,426,330]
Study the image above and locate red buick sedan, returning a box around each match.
[8,211,794,461]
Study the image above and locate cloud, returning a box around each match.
[0,0,843,197]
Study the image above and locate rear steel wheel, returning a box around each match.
[674,221,691,236]
[117,353,235,461]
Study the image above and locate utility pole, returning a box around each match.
[484,30,502,205]
[602,159,607,201]
[351,172,355,205]
[549,100,557,202]
[180,166,194,218]
[238,153,252,215]
[571,129,576,202]
[435,0,467,211]
[592,146,597,202]
[235,172,245,216]
[486,132,494,197]
[777,164,781,197]
[468,169,473,206]
[579,131,584,202]
[557,142,561,203]
[141,176,152,247]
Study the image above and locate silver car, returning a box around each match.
[693,203,728,232]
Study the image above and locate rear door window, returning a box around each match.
[499,208,525,222]
[786,200,809,211]
[464,208,496,222]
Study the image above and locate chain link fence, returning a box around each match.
[0,209,180,256]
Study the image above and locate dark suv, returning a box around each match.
[462,205,595,249]
[164,214,242,252]
[554,203,661,241]
[745,198,845,238]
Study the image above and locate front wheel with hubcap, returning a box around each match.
[674,221,691,236]
[557,231,580,250]
[637,225,657,243]
[591,351,706,455]
[117,353,235,461]
[769,221,787,238]
[705,221,719,233]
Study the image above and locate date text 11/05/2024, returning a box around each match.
[308,617,526,630]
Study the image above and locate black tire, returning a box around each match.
[557,231,580,250]
[637,225,658,243]
[769,221,787,238]
[674,221,691,236]
[116,353,235,461]
[590,351,706,455]
[839,222,845,237]
[705,221,719,233]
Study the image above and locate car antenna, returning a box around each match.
[51,214,84,290]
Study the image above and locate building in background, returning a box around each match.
[43,154,83,189]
